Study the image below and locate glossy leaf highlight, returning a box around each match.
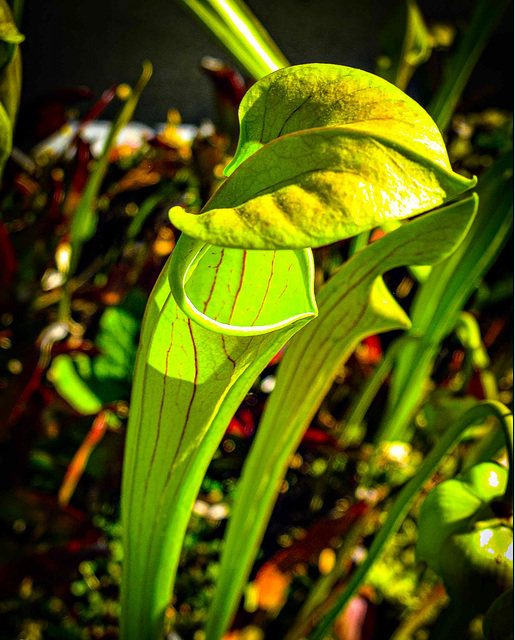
[416,462,508,574]
[170,64,475,250]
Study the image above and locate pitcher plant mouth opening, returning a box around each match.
[168,234,317,337]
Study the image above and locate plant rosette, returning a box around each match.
[416,462,513,611]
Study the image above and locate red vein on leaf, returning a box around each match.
[228,251,247,323]
[203,249,225,313]
[252,252,276,324]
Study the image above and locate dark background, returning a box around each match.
[18,0,514,126]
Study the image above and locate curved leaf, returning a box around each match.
[205,196,477,640]
[170,65,475,250]
[225,63,447,175]
[120,237,316,640]
[416,462,508,574]
[170,126,474,250]
[169,235,316,335]
[0,0,23,45]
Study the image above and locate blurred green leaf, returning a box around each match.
[0,43,21,125]
[0,0,22,173]
[483,588,514,640]
[455,311,490,370]
[428,0,511,132]
[50,290,146,413]
[416,462,508,573]
[49,355,103,416]
[69,61,152,275]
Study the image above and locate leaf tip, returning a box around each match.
[169,205,189,230]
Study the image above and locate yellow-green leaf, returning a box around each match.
[170,65,475,250]
[226,63,445,174]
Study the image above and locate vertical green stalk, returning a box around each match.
[67,62,153,278]
[174,0,289,80]
[120,238,317,639]
[57,64,152,324]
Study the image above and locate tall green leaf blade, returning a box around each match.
[120,238,316,640]
[377,151,513,443]
[205,196,477,640]
[428,0,510,132]
[69,62,152,275]
[174,0,289,81]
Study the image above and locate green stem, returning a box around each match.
[58,64,152,323]
[68,62,152,278]
[309,401,513,640]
